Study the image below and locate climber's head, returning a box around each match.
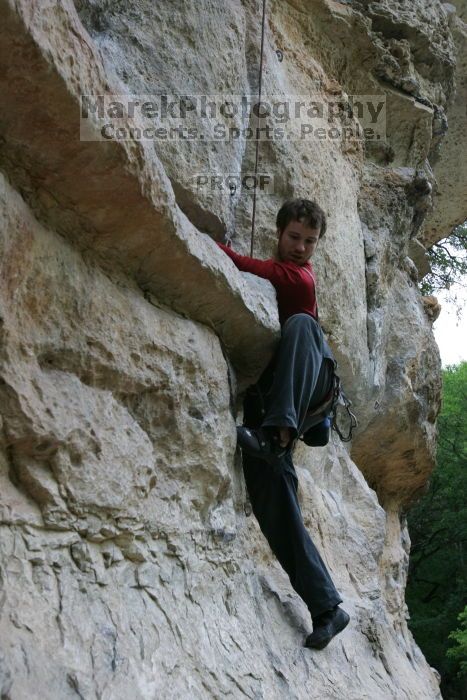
[276,199,326,265]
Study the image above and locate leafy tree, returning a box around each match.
[420,222,467,318]
[406,362,467,699]
[447,606,467,678]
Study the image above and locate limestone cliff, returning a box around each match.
[0,1,465,698]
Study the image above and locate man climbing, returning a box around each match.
[217,198,350,650]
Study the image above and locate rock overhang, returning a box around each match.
[0,0,280,386]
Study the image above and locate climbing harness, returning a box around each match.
[246,368,357,448]
[250,0,268,257]
[299,372,357,446]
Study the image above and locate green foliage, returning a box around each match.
[420,222,467,313]
[406,362,467,699]
[447,607,467,677]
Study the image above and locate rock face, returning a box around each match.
[0,0,465,697]
[422,0,467,244]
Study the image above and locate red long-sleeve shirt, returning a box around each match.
[217,242,318,325]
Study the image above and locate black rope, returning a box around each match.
[250,0,267,257]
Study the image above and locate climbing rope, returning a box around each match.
[250,0,267,257]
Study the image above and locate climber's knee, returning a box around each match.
[284,312,310,325]
[282,313,320,339]
[283,312,316,329]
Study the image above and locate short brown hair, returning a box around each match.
[276,199,327,238]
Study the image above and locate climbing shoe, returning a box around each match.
[305,607,350,650]
[236,426,288,464]
[302,417,331,447]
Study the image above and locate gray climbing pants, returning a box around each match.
[262,312,336,438]
[242,313,343,618]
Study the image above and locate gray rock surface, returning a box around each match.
[0,0,280,386]
[422,0,467,243]
[1,0,465,697]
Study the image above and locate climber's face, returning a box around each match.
[277,220,320,265]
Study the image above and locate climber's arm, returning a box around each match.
[216,242,295,286]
